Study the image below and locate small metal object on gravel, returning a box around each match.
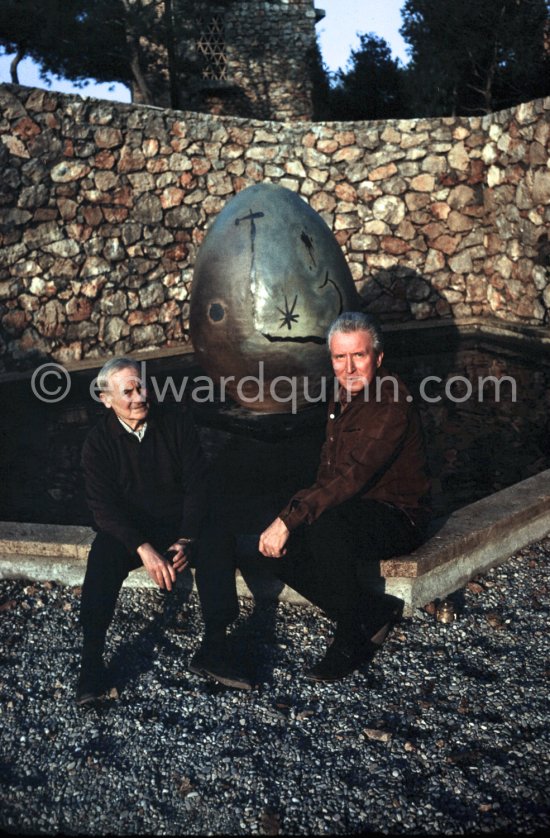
[435,599,456,623]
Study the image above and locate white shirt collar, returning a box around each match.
[118,417,148,442]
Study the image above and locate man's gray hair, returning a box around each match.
[96,357,141,392]
[327,312,384,354]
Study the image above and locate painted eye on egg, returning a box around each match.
[208,303,225,322]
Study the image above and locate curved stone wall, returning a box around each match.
[0,84,548,371]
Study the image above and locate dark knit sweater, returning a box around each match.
[81,403,209,554]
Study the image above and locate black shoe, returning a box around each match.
[305,637,375,682]
[75,656,108,706]
[189,640,252,691]
[364,596,404,646]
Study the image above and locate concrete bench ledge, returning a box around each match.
[1,468,549,615]
[380,469,550,610]
[0,523,94,561]
[382,469,550,578]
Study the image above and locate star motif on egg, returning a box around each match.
[277,295,300,330]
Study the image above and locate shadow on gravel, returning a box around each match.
[106,579,195,697]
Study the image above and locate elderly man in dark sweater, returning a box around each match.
[257,312,431,682]
[77,357,250,705]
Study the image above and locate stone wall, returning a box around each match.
[0,83,548,371]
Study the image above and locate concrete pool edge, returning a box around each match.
[1,468,549,616]
[2,314,550,387]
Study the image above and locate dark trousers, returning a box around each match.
[80,525,239,649]
[272,499,422,633]
[198,498,424,637]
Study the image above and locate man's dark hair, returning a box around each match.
[327,312,384,354]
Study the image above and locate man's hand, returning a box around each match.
[259,517,290,558]
[137,542,177,591]
[167,538,194,573]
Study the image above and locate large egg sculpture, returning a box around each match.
[189,183,361,413]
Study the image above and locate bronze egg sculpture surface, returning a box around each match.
[189,183,360,412]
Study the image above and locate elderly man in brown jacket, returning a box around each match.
[258,311,431,682]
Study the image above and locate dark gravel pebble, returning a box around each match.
[1,538,549,835]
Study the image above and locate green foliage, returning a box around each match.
[0,1,134,88]
[311,0,548,119]
[1,0,548,117]
[0,0,65,81]
[310,38,333,120]
[399,0,550,115]
[0,0,171,100]
[0,1,240,107]
[325,33,409,120]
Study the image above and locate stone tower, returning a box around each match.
[133,0,325,121]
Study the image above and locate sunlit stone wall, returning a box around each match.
[0,84,548,371]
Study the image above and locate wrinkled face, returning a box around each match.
[99,366,149,429]
[330,330,384,395]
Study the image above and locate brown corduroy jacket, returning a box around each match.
[278,368,431,533]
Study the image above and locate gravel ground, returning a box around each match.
[1,538,549,836]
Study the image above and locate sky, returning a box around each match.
[318,0,409,72]
[0,0,409,102]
